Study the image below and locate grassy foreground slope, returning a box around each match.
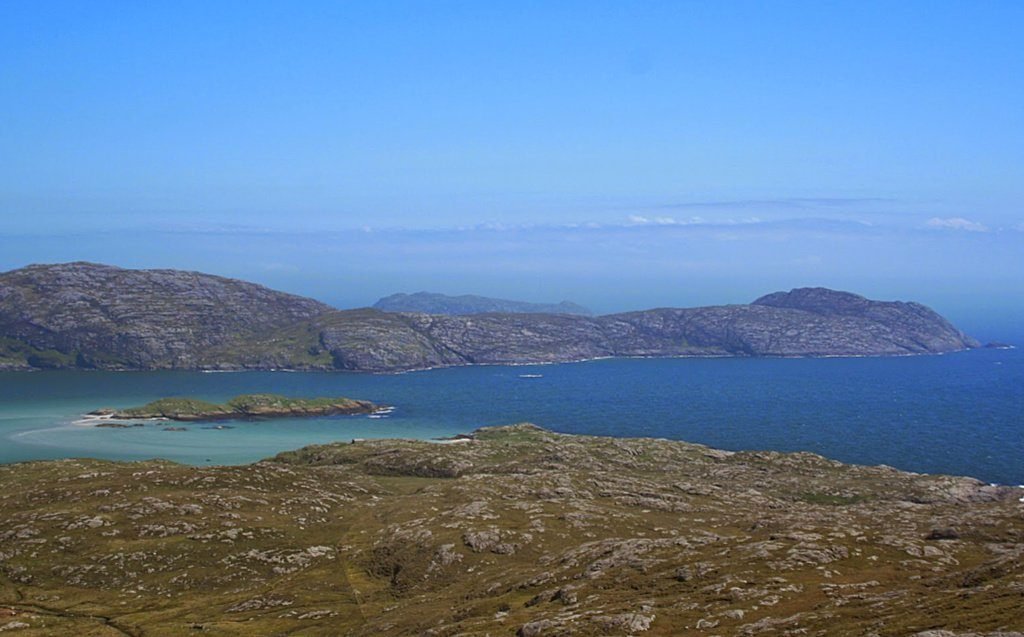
[0,425,1021,635]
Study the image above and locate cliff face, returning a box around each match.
[0,262,979,371]
[0,262,331,369]
[374,291,593,316]
[0,425,1020,635]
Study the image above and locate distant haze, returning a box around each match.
[0,3,1021,340]
[374,292,592,316]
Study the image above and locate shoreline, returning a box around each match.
[0,345,989,376]
[5,421,1024,488]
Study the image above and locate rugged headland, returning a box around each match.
[374,291,593,316]
[0,425,1021,635]
[91,394,378,422]
[0,262,979,372]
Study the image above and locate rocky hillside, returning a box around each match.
[0,262,978,371]
[211,290,979,372]
[374,291,592,316]
[0,262,330,369]
[0,425,1021,635]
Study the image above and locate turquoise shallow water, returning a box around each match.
[1,347,1021,484]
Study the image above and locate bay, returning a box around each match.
[1,347,1021,484]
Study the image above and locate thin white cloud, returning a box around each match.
[643,197,895,211]
[627,214,697,226]
[926,217,989,232]
[626,215,762,227]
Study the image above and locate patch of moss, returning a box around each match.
[0,337,76,369]
[201,323,334,369]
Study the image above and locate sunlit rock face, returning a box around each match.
[0,262,978,372]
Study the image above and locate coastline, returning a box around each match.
[1,348,1018,483]
[6,423,1024,488]
[0,345,981,375]
[14,406,1024,487]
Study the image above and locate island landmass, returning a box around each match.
[0,262,980,372]
[89,393,379,422]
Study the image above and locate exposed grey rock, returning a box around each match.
[0,262,329,369]
[592,612,654,632]
[0,263,979,371]
[518,619,557,637]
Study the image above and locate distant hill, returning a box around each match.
[0,262,979,371]
[0,262,330,369]
[373,291,593,316]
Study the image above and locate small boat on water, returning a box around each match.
[518,374,543,379]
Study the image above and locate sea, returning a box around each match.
[1,347,1021,485]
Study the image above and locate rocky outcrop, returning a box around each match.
[751,287,979,353]
[0,425,1020,635]
[0,262,979,371]
[374,291,592,316]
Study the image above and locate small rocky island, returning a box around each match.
[90,393,379,422]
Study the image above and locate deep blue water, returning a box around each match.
[1,347,1021,484]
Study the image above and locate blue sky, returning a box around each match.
[1,1,1022,336]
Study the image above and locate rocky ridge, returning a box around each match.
[0,263,979,372]
[0,424,1021,635]
[220,288,978,372]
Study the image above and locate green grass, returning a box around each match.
[201,322,334,368]
[120,397,227,417]
[227,394,355,411]
[0,337,76,369]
